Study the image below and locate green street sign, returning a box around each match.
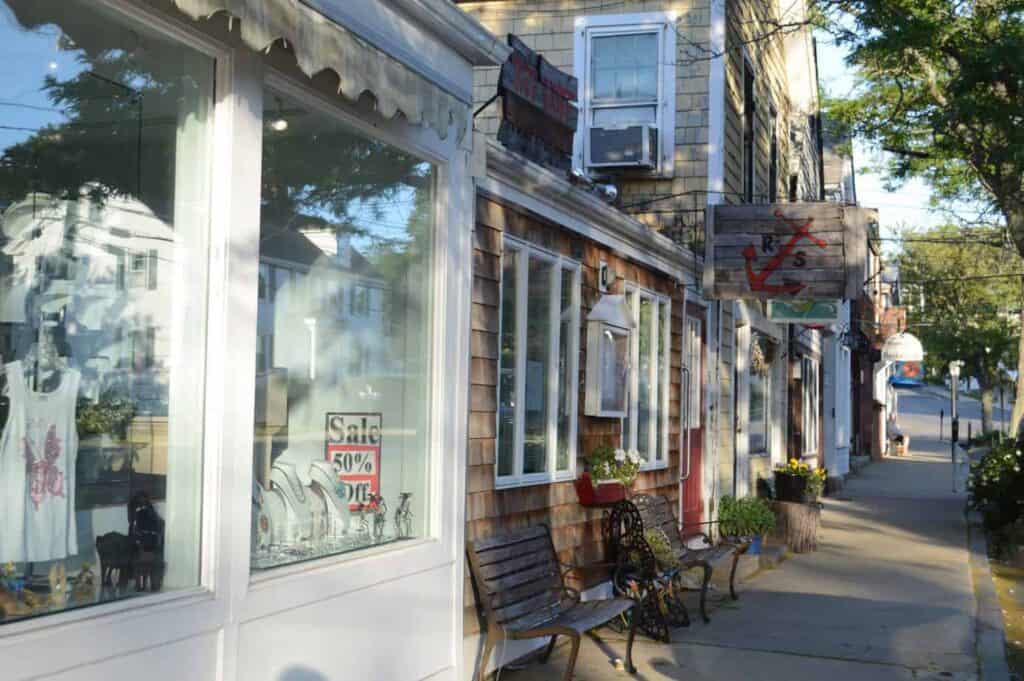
[767,299,841,324]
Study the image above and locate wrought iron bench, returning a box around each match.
[606,499,690,643]
[467,524,638,681]
[631,494,750,623]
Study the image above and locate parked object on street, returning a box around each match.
[631,494,750,615]
[774,459,827,502]
[773,500,822,553]
[466,524,638,681]
[718,496,776,555]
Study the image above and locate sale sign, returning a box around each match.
[324,412,382,510]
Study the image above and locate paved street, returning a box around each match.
[503,388,984,681]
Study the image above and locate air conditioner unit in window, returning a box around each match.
[588,124,658,169]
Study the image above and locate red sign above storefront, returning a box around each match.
[497,34,578,169]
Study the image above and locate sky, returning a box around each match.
[814,33,948,244]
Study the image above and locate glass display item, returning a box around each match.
[0,0,213,623]
[250,86,434,572]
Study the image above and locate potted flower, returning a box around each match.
[77,390,136,478]
[773,458,827,503]
[718,496,776,554]
[575,446,641,506]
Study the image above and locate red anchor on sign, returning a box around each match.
[743,209,828,294]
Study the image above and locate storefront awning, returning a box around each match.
[170,0,468,140]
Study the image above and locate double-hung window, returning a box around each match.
[801,356,820,456]
[622,288,671,467]
[574,13,676,175]
[749,334,771,454]
[497,238,581,486]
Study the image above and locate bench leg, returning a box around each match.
[562,633,581,681]
[624,603,639,674]
[729,550,741,601]
[698,561,712,623]
[541,635,558,662]
[478,637,496,681]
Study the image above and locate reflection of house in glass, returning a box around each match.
[0,191,176,416]
[257,222,388,382]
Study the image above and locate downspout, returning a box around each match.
[705,0,727,522]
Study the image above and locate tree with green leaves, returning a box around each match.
[898,225,1020,433]
[820,0,1024,433]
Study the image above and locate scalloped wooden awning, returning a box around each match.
[171,0,467,140]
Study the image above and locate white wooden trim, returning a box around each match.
[621,285,671,470]
[573,12,677,176]
[484,142,701,279]
[706,0,727,203]
[494,237,581,488]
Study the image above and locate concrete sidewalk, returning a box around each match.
[497,447,978,680]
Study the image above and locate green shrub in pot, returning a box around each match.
[718,495,776,539]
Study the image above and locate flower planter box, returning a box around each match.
[574,472,627,507]
[774,472,818,504]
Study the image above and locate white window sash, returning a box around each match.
[574,12,676,175]
[496,237,581,487]
[623,286,670,470]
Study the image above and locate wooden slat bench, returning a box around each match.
[467,524,638,681]
[632,494,750,623]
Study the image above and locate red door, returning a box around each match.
[680,304,706,529]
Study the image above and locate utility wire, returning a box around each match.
[900,272,1024,285]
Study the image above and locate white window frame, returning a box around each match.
[495,236,581,488]
[573,12,677,176]
[622,285,671,469]
[802,356,820,456]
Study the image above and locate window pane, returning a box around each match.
[497,251,518,478]
[602,329,628,414]
[749,372,767,452]
[657,302,668,461]
[556,267,575,472]
[252,87,434,570]
[592,106,657,127]
[522,258,553,475]
[636,297,653,461]
[0,1,212,623]
[591,33,659,101]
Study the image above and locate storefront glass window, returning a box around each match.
[251,87,434,570]
[0,1,214,623]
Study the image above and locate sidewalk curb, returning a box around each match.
[967,511,1013,680]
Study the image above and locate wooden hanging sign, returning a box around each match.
[703,204,876,301]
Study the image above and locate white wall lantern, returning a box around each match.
[882,332,924,363]
[585,294,635,417]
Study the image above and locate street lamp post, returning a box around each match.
[949,360,962,492]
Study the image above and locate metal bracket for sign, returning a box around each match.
[473,93,499,119]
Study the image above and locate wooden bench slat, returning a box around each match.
[471,525,549,552]
[496,591,563,626]
[475,538,551,568]
[477,547,555,580]
[484,562,560,593]
[489,573,562,610]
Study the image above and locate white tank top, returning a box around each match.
[0,361,80,562]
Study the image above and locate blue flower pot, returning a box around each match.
[748,536,763,555]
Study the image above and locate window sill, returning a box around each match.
[494,471,576,490]
[638,461,669,473]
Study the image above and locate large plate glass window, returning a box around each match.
[0,0,214,624]
[622,288,670,467]
[251,85,435,570]
[496,239,580,487]
[801,356,820,456]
